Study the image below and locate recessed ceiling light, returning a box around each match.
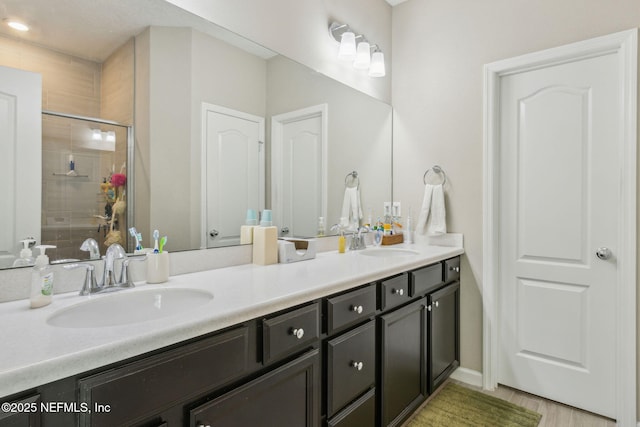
[6,20,29,32]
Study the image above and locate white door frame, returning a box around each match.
[200,103,265,249]
[271,104,328,233]
[482,29,637,425]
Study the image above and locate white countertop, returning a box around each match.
[0,241,463,398]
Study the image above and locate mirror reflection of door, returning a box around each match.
[202,104,265,248]
[0,66,41,267]
[272,105,327,238]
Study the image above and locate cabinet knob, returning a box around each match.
[351,361,364,371]
[351,305,364,314]
[434,301,439,308]
[426,304,432,311]
[292,328,305,339]
[197,424,211,427]
[392,288,404,296]
[449,266,460,273]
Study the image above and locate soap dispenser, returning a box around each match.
[12,239,36,267]
[30,245,56,308]
[253,210,278,265]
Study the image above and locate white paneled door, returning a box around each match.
[493,32,637,419]
[201,104,264,248]
[0,66,41,262]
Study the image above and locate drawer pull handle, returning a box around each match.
[292,328,305,339]
[392,288,404,296]
[351,361,364,371]
[449,266,460,273]
[351,305,364,314]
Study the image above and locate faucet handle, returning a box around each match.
[65,263,98,296]
[120,255,146,287]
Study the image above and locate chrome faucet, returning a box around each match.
[349,226,369,251]
[103,243,127,288]
[80,238,100,259]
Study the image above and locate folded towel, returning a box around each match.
[416,184,446,236]
[341,187,363,229]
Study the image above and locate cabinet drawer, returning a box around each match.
[0,394,41,426]
[380,273,410,311]
[190,349,320,427]
[327,388,375,427]
[410,263,443,296]
[326,284,376,334]
[326,321,375,417]
[78,325,254,427]
[444,257,460,283]
[263,302,320,364]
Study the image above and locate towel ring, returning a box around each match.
[423,165,447,185]
[345,171,359,189]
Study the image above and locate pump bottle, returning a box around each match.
[30,245,56,308]
[12,239,36,267]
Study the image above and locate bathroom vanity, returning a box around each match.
[0,243,462,427]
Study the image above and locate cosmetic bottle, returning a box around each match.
[30,245,56,308]
[241,208,258,244]
[253,210,278,265]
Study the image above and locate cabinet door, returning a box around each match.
[190,349,320,427]
[428,281,460,393]
[0,394,41,427]
[379,298,427,427]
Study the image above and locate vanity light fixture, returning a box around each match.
[368,49,386,77]
[92,129,102,141]
[5,19,29,32]
[105,131,116,143]
[329,22,385,78]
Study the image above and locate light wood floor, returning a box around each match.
[403,379,616,427]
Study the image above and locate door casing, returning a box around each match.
[482,29,637,426]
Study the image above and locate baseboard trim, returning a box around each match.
[450,367,483,388]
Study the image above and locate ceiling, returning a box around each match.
[0,0,274,62]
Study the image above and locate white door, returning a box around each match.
[202,104,264,248]
[496,35,635,418]
[0,66,41,265]
[272,105,327,238]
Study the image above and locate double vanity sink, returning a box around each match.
[0,240,463,403]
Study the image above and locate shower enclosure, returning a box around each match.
[41,112,132,261]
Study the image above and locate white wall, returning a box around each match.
[391,0,640,414]
[164,0,392,103]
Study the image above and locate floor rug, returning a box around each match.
[406,383,542,427]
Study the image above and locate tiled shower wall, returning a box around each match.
[0,34,134,261]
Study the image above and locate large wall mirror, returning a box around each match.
[0,0,392,268]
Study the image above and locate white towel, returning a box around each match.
[341,187,363,229]
[416,184,446,236]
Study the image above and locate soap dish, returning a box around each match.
[277,238,317,263]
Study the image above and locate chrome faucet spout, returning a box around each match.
[80,238,100,260]
[103,243,126,287]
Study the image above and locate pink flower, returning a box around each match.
[111,173,126,187]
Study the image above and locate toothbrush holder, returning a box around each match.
[146,252,170,284]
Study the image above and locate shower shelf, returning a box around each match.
[52,172,89,178]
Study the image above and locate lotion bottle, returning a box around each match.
[240,209,258,244]
[253,210,278,265]
[30,245,56,308]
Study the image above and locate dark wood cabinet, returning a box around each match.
[428,281,460,394]
[0,394,41,427]
[379,297,427,427]
[190,349,320,427]
[1,256,461,427]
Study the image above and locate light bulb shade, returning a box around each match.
[369,51,386,77]
[92,129,102,140]
[353,42,371,69]
[105,131,116,142]
[338,31,357,60]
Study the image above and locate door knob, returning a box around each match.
[595,247,612,260]
[209,229,219,238]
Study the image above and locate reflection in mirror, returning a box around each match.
[0,0,392,268]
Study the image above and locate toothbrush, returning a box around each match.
[153,230,159,253]
[136,233,143,250]
[129,227,142,251]
[159,236,167,253]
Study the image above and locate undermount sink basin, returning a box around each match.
[358,248,420,257]
[47,288,213,328]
